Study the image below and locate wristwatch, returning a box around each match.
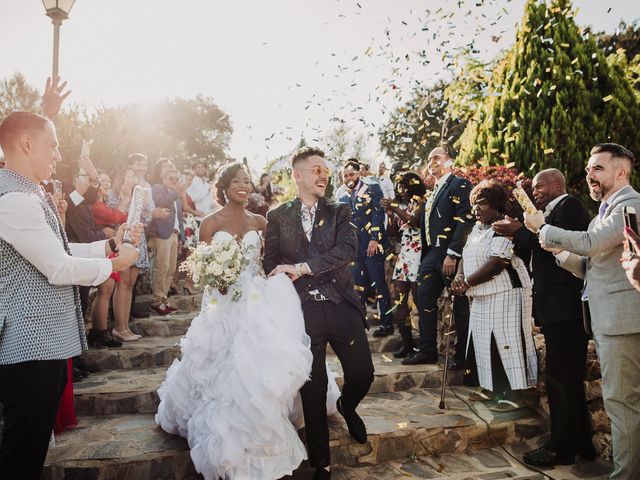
[108,238,118,253]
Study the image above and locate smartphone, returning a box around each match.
[53,179,62,196]
[623,206,639,253]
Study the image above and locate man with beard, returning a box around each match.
[338,160,393,337]
[493,169,595,466]
[525,144,640,480]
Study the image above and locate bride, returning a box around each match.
[155,162,339,480]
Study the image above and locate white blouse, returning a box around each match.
[462,223,531,297]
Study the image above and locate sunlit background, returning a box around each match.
[0,0,638,172]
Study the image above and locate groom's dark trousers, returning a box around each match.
[301,300,373,467]
[264,197,374,468]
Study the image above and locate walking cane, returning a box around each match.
[439,288,456,410]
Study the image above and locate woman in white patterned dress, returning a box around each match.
[381,171,426,358]
[452,180,538,411]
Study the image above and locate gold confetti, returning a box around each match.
[544,148,554,154]
[354,285,365,291]
[382,354,393,363]
[318,219,325,226]
[603,95,613,102]
[397,422,408,429]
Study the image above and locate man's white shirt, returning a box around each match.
[0,192,112,286]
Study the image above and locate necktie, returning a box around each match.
[424,180,444,246]
[598,201,609,222]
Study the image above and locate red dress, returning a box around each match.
[54,359,77,435]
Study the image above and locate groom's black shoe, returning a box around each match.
[312,467,331,479]
[336,397,367,444]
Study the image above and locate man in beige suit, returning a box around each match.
[525,143,640,480]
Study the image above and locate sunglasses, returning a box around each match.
[298,166,331,176]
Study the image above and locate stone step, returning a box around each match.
[74,355,465,415]
[128,311,410,356]
[81,336,181,372]
[128,313,195,337]
[135,293,203,313]
[45,388,545,479]
[293,447,612,479]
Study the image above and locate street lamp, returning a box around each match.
[42,0,76,79]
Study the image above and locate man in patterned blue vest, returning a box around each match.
[0,112,140,480]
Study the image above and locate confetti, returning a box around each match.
[603,95,613,102]
[382,354,393,363]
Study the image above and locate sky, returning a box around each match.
[0,0,638,172]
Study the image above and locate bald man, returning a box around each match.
[402,147,473,366]
[493,169,594,467]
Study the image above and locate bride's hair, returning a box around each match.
[215,162,248,206]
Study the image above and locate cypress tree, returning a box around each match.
[457,0,640,197]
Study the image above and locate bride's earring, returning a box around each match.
[223,191,229,204]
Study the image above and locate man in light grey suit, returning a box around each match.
[525,143,640,480]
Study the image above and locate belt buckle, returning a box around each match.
[309,289,327,301]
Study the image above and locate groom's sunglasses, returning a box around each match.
[298,166,331,176]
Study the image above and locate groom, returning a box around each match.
[264,146,374,480]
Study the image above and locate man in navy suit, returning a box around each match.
[338,159,393,337]
[403,147,473,365]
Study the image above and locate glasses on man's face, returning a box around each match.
[299,166,331,176]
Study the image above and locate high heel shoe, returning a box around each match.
[125,329,141,340]
[183,283,198,295]
[112,328,139,342]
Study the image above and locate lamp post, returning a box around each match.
[42,0,76,79]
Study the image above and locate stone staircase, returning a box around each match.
[41,296,610,480]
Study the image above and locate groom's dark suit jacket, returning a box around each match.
[263,197,363,319]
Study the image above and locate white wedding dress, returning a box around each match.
[156,230,340,480]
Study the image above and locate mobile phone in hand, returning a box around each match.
[53,179,62,196]
[623,206,639,253]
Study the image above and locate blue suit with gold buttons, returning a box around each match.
[338,179,392,328]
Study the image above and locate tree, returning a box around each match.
[322,120,371,167]
[0,72,40,118]
[596,21,640,62]
[0,74,233,179]
[457,0,640,200]
[378,81,464,172]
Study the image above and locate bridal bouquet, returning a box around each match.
[179,238,248,299]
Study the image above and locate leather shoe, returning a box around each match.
[447,358,464,370]
[401,351,438,365]
[87,329,122,348]
[576,444,597,461]
[523,447,574,467]
[312,468,331,480]
[150,303,172,316]
[336,397,367,444]
[372,325,394,338]
[393,340,415,358]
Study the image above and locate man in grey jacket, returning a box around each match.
[525,143,640,480]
